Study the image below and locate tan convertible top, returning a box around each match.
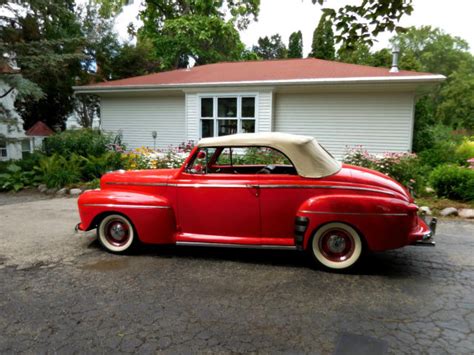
[198,132,341,178]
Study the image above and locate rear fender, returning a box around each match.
[77,190,176,244]
[297,194,414,251]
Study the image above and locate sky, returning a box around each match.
[114,0,474,55]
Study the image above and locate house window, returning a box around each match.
[0,139,7,158]
[200,96,256,138]
[21,139,31,159]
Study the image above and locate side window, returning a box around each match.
[209,147,296,175]
[233,147,292,166]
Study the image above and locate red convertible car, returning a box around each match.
[76,133,436,270]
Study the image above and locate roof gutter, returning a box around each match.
[73,75,446,94]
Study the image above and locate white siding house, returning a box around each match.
[74,58,444,159]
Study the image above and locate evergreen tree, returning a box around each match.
[309,16,335,60]
[288,31,303,58]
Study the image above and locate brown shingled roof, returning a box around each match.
[79,58,437,89]
[26,121,54,137]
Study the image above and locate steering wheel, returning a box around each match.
[257,164,276,174]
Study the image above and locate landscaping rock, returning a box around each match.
[440,207,458,217]
[46,188,57,194]
[425,187,435,194]
[458,209,474,219]
[419,206,432,216]
[69,188,82,196]
[56,188,68,196]
[38,184,47,193]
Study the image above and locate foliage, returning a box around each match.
[337,41,372,65]
[252,34,287,60]
[429,164,474,201]
[455,138,474,165]
[436,60,474,130]
[152,15,245,68]
[1,0,86,130]
[35,154,83,188]
[42,129,123,158]
[81,152,123,180]
[288,31,303,59]
[0,164,36,192]
[137,0,260,69]
[309,15,335,60]
[312,0,413,48]
[73,95,100,128]
[416,126,464,167]
[343,146,424,193]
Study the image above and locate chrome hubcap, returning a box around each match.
[327,234,346,253]
[110,222,126,241]
[104,219,130,247]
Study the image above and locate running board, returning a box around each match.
[176,241,297,250]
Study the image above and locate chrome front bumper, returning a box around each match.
[414,216,437,247]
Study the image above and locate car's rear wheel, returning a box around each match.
[97,214,136,253]
[310,222,363,270]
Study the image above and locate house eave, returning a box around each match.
[73,75,446,94]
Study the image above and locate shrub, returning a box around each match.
[0,164,37,191]
[36,154,84,188]
[455,138,474,165]
[429,164,474,201]
[343,146,425,193]
[42,129,124,157]
[81,152,123,180]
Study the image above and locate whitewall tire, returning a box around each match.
[310,222,363,270]
[97,214,135,253]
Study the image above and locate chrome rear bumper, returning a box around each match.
[415,216,437,247]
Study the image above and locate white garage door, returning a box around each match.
[274,92,415,160]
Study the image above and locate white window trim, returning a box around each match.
[198,93,259,139]
[0,139,7,160]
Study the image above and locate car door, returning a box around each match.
[175,147,261,243]
[258,174,316,242]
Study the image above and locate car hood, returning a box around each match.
[100,168,178,188]
[326,164,412,202]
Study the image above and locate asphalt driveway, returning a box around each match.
[0,194,473,354]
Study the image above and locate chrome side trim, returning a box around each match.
[169,183,395,196]
[259,184,396,196]
[176,241,297,250]
[105,182,168,187]
[168,183,249,188]
[104,181,395,197]
[82,203,170,209]
[299,210,408,216]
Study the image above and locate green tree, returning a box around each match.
[309,16,335,60]
[436,60,474,130]
[337,41,371,65]
[391,27,474,149]
[288,31,303,58]
[311,0,414,49]
[1,0,85,130]
[136,0,260,69]
[252,34,287,60]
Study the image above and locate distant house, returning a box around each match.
[73,58,445,159]
[25,121,54,151]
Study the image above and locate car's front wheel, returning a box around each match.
[310,222,363,270]
[97,214,136,253]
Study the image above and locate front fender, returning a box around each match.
[77,190,176,244]
[297,194,416,252]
